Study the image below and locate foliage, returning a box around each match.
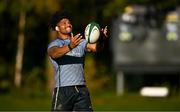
[0,60,12,93]
[85,54,111,92]
[103,0,126,18]
[20,67,47,97]
[31,0,59,15]
[0,0,7,13]
[102,0,180,18]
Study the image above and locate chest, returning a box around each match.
[59,40,85,57]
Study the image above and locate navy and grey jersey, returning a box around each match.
[48,38,88,87]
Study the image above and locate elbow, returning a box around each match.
[49,52,57,59]
[51,54,57,59]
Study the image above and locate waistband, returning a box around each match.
[56,85,86,88]
[55,85,86,93]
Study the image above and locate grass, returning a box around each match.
[92,92,180,111]
[0,90,180,111]
[0,92,51,111]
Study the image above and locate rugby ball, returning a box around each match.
[84,22,100,43]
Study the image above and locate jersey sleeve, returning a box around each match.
[47,39,62,50]
[80,39,88,51]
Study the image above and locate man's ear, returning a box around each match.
[55,26,59,31]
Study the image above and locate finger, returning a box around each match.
[101,26,107,31]
[75,33,81,38]
[104,26,107,32]
[71,32,73,38]
[73,34,80,41]
[75,35,83,43]
[76,39,84,45]
[101,28,104,32]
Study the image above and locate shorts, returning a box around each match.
[51,85,93,111]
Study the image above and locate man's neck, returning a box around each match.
[58,33,71,40]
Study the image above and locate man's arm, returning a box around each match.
[86,43,97,52]
[48,33,83,59]
[48,45,71,59]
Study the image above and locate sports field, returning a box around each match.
[92,92,180,111]
[0,91,180,111]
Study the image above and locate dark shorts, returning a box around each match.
[51,85,93,111]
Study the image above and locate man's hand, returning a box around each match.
[101,26,108,39]
[69,33,83,49]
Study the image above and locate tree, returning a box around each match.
[14,8,25,88]
[3,0,59,88]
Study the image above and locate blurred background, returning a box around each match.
[0,0,180,111]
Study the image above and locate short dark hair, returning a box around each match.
[49,10,71,30]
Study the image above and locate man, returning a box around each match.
[48,10,108,111]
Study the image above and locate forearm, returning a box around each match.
[48,45,71,59]
[86,42,104,52]
[86,43,97,52]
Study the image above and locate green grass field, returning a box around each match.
[0,91,180,111]
[92,92,180,111]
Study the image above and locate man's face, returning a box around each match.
[56,18,72,34]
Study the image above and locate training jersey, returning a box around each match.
[48,38,88,87]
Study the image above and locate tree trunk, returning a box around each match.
[14,11,26,88]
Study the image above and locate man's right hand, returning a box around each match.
[69,33,83,49]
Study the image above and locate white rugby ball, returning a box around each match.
[84,22,100,43]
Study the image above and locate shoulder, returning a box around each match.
[48,38,63,49]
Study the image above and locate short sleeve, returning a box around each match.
[47,39,62,50]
